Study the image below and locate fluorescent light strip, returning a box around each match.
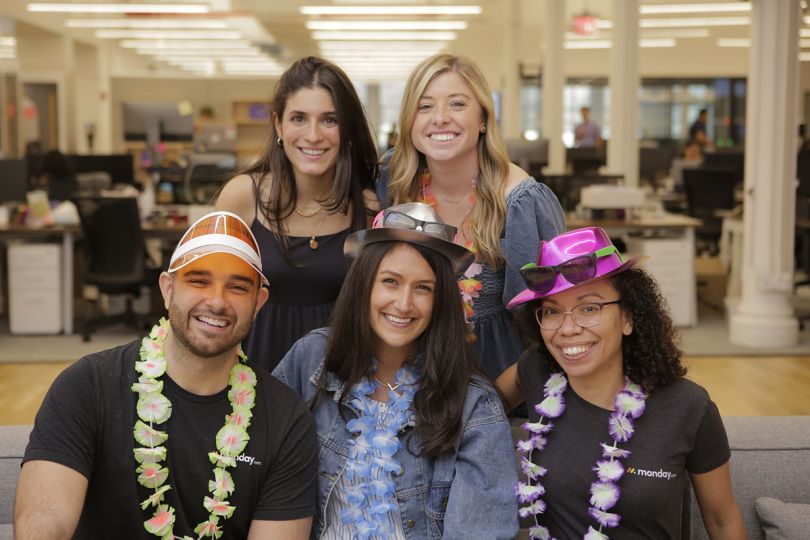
[300,5,481,15]
[717,38,750,47]
[66,19,228,29]
[312,31,456,41]
[0,37,17,46]
[27,3,209,14]
[801,52,810,62]
[323,50,439,59]
[318,41,445,51]
[803,39,810,48]
[640,28,710,38]
[640,38,676,47]
[640,16,750,28]
[565,39,676,49]
[95,30,242,39]
[120,40,254,49]
[306,21,466,31]
[138,48,262,56]
[640,3,751,15]
[802,29,810,38]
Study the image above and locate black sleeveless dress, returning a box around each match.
[244,218,351,372]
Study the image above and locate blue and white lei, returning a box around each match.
[340,362,421,540]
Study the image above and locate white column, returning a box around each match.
[729,0,800,347]
[606,0,639,187]
[500,0,520,139]
[542,0,565,174]
[96,42,113,154]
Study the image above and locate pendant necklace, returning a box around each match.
[374,375,402,393]
[307,212,326,250]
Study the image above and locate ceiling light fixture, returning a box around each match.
[564,38,677,49]
[717,38,750,47]
[640,28,710,38]
[119,40,254,49]
[640,38,676,47]
[136,48,262,56]
[95,30,242,39]
[27,3,209,14]
[65,19,228,29]
[306,21,467,31]
[300,5,481,15]
[640,16,750,28]
[640,3,751,15]
[0,37,17,46]
[312,31,456,41]
[317,41,446,51]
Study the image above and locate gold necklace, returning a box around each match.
[295,205,321,218]
[307,212,326,250]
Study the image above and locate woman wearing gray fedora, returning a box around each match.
[273,202,518,539]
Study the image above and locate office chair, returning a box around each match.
[181,153,236,204]
[73,196,160,341]
[683,168,737,256]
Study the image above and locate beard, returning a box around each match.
[167,303,253,359]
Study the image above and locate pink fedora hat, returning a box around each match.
[507,227,644,310]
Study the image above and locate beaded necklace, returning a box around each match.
[516,372,647,540]
[419,172,483,329]
[339,362,421,539]
[133,318,258,539]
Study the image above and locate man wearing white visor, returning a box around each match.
[16,211,317,539]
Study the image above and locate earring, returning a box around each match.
[277,137,283,147]
[480,126,487,134]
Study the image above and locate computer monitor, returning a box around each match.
[639,146,675,185]
[703,149,745,185]
[27,153,134,185]
[506,138,548,177]
[566,146,606,176]
[0,159,29,203]
[122,101,194,143]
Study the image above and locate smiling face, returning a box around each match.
[274,86,340,185]
[539,278,632,386]
[410,70,485,168]
[159,253,268,359]
[369,243,436,364]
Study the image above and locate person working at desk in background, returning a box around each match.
[496,227,745,539]
[34,149,78,201]
[377,53,566,381]
[15,211,318,539]
[215,56,380,373]
[689,108,710,150]
[574,106,603,149]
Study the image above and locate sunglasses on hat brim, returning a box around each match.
[519,245,621,294]
[382,210,457,242]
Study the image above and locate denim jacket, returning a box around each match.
[272,329,519,539]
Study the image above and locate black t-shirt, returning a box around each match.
[24,341,317,539]
[517,346,730,539]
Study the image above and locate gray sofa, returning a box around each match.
[2,417,810,539]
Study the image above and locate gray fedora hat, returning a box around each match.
[344,202,475,275]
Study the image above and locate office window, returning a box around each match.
[520,83,542,140]
[563,81,610,147]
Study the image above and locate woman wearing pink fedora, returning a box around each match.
[497,227,745,539]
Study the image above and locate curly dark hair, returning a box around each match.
[516,268,686,392]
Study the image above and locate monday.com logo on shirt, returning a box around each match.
[625,466,678,480]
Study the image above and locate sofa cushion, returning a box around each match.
[0,425,33,528]
[755,497,810,540]
[690,416,810,540]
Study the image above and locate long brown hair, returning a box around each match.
[321,241,477,457]
[238,56,378,251]
[387,54,511,268]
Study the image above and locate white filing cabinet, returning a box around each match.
[8,243,62,334]
[625,235,697,327]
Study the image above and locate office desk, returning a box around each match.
[567,213,702,326]
[0,223,184,335]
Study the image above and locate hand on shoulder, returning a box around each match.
[503,162,530,199]
[215,173,260,224]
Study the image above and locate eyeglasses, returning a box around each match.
[534,300,621,330]
[383,209,457,242]
[520,246,621,294]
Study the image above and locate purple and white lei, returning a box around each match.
[516,372,647,540]
[340,362,420,540]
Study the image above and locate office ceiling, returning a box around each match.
[0,0,799,80]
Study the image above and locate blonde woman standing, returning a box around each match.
[378,53,565,379]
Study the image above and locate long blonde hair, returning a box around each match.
[387,54,511,268]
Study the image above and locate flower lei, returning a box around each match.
[516,372,647,540]
[132,318,258,539]
[339,362,421,539]
[420,172,483,332]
